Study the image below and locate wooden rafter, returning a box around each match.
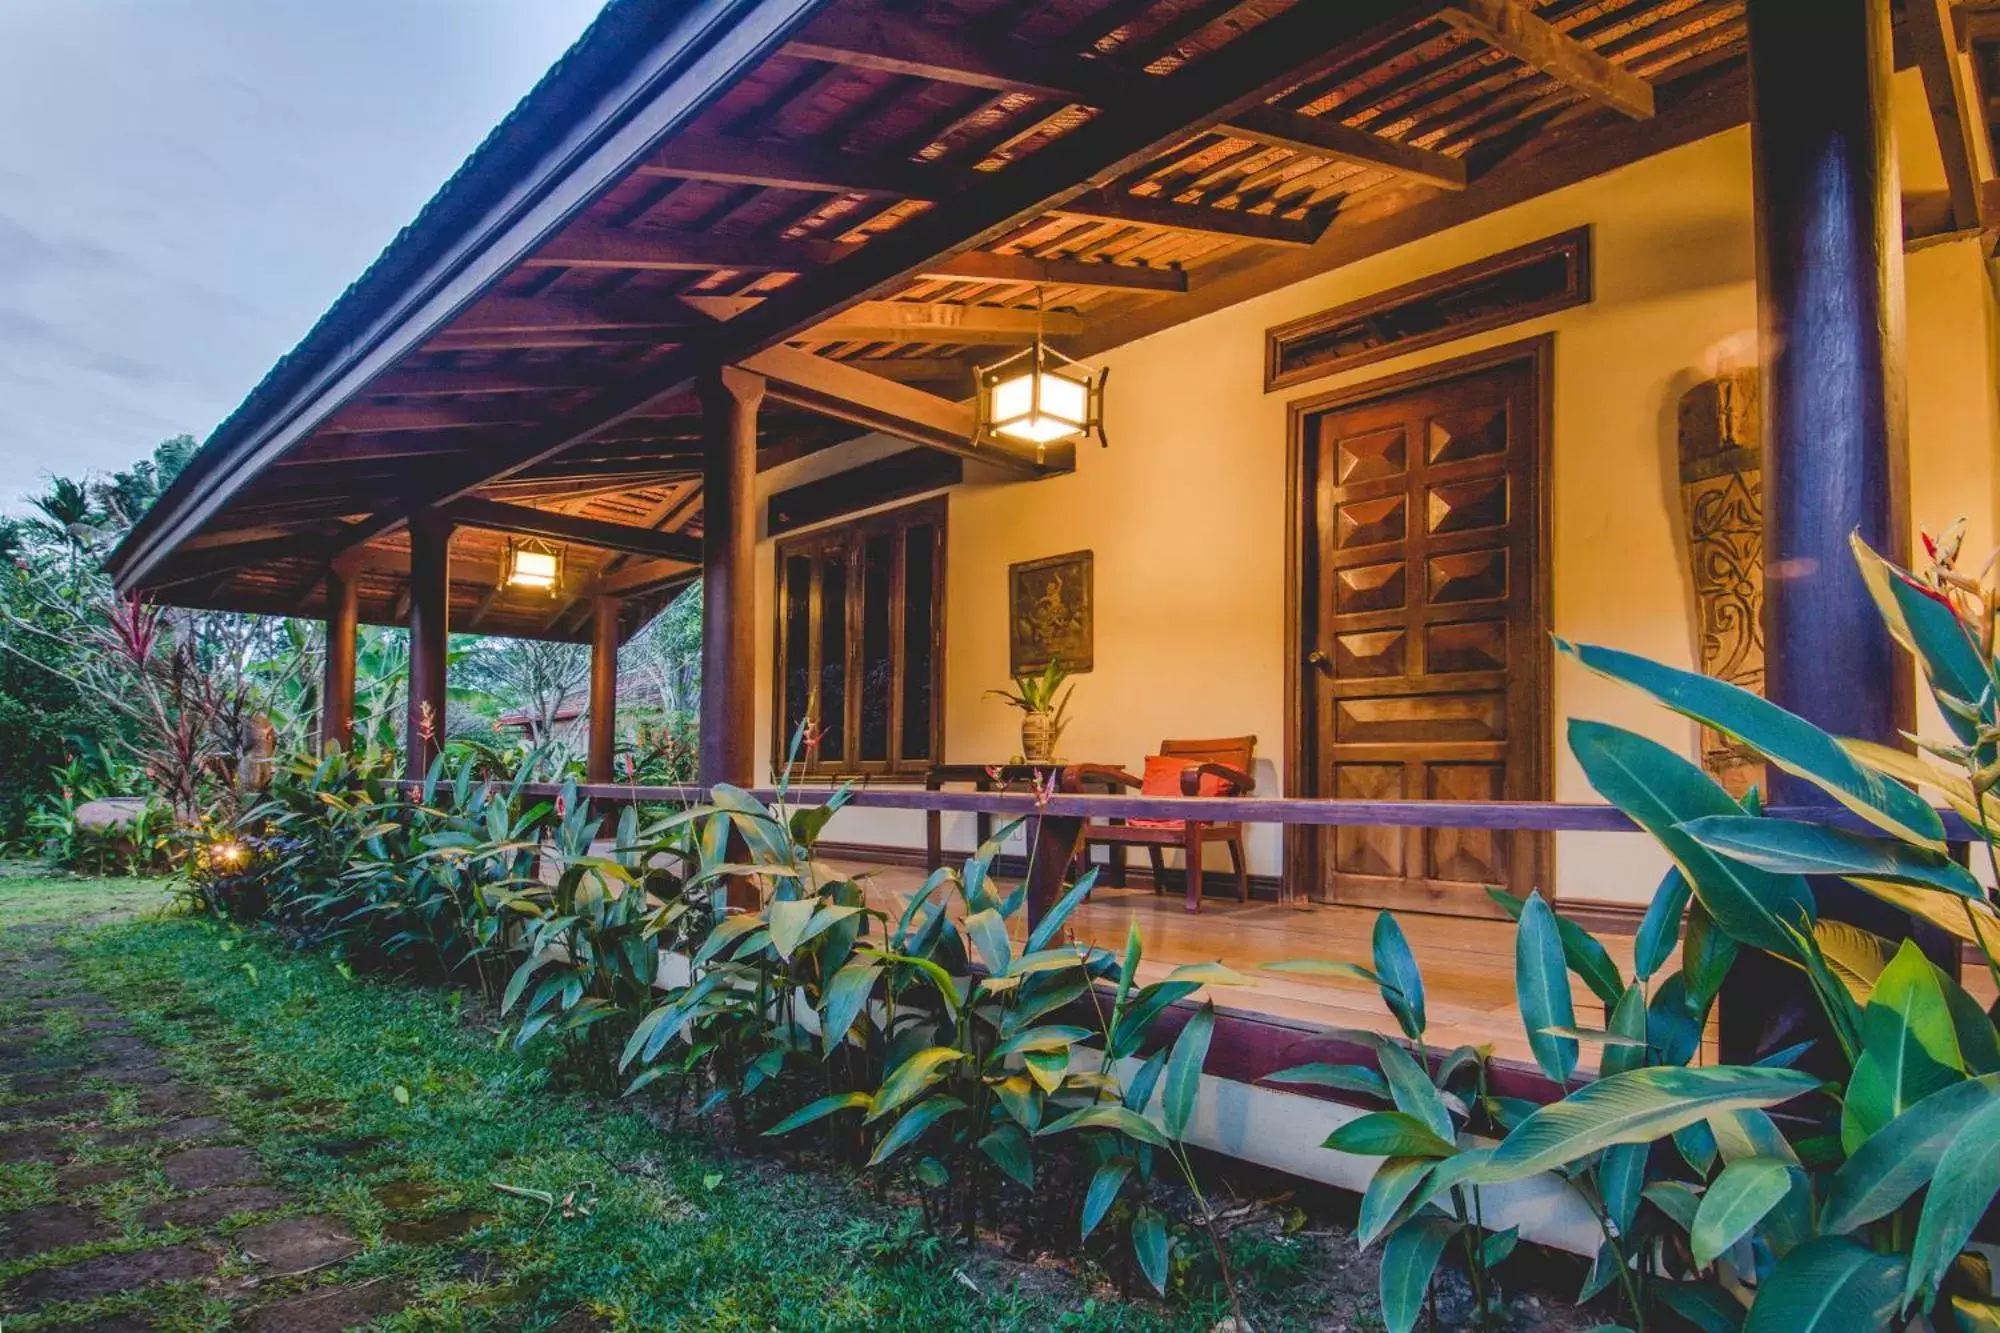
[781,6,1464,188]
[297,3,1450,566]
[321,400,542,434]
[1224,105,1467,190]
[523,221,855,273]
[804,301,1085,344]
[439,496,704,563]
[364,364,620,397]
[1907,0,1989,232]
[739,344,1059,476]
[1054,190,1323,245]
[1440,1,1656,119]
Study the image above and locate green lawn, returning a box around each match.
[6,874,1374,1331]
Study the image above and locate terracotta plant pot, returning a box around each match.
[1020,711,1056,762]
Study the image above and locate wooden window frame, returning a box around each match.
[771,496,947,780]
[1264,228,1590,392]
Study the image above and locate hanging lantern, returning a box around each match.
[504,536,563,594]
[972,291,1108,458]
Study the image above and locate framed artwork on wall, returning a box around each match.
[1008,549,1093,674]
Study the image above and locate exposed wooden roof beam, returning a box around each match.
[738,344,1060,476]
[1055,190,1323,245]
[524,221,855,272]
[449,293,700,333]
[1908,0,1989,231]
[814,355,977,386]
[535,216,1185,291]
[438,496,704,563]
[805,300,1085,344]
[365,364,619,397]
[917,250,1187,293]
[781,8,1460,189]
[321,400,542,434]
[1224,105,1466,190]
[1440,1,1655,119]
[678,292,1087,343]
[424,328,683,352]
[780,10,1131,103]
[322,2,1440,560]
[640,129,938,197]
[583,556,700,598]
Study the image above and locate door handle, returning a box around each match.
[1306,649,1333,676]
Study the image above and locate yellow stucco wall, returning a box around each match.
[753,85,2000,907]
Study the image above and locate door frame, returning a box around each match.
[1282,333,1556,905]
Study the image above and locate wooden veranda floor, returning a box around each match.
[831,858,1999,1077]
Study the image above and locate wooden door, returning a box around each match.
[1297,344,1548,915]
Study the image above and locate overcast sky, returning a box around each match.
[0,0,606,513]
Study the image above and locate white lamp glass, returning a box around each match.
[507,543,561,592]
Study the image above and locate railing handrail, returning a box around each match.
[495,780,1976,839]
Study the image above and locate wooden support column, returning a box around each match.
[1728,0,1939,1061]
[698,366,764,789]
[404,516,453,783]
[587,595,621,783]
[320,561,359,752]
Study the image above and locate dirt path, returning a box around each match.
[0,921,410,1331]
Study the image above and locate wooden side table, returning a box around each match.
[923,763,1119,871]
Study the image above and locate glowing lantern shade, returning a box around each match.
[505,538,563,594]
[973,340,1108,458]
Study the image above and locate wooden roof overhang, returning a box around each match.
[106,0,2000,644]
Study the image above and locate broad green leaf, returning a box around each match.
[1163,961,1248,986]
[1682,816,1983,899]
[1954,1297,2000,1333]
[1516,891,1578,1084]
[1026,869,1098,953]
[1599,984,1650,1080]
[1358,1156,1435,1249]
[1488,886,1623,1005]
[963,907,1012,975]
[991,1073,1040,1132]
[1682,901,1739,1011]
[1821,1073,2000,1234]
[1948,973,2000,1075]
[1906,1092,2000,1308]
[1656,1281,1746,1333]
[1844,736,1999,829]
[1323,1110,1457,1160]
[1568,720,1815,960]
[1481,1066,1818,1183]
[1023,1048,1067,1094]
[1038,1102,1170,1149]
[1080,1159,1131,1241]
[869,1095,966,1166]
[1643,1180,1701,1231]
[1132,1207,1169,1295]
[1813,920,1896,1003]
[1599,1139,1647,1240]
[1559,638,1946,850]
[764,1090,870,1137]
[1843,939,1968,1153]
[868,1047,965,1124]
[1634,866,1693,982]
[1741,1236,1905,1333]
[1690,1157,1792,1268]
[1262,1062,1391,1100]
[1264,958,1380,985]
[1378,1038,1453,1141]
[1848,876,2000,953]
[992,1025,1092,1059]
[1852,534,1993,747]
[977,1123,1035,1189]
[1479,1225,1519,1269]
[1161,1003,1213,1140]
[1373,912,1427,1040]
[1380,1214,1457,1333]
[1400,1145,1494,1221]
[820,962,881,1057]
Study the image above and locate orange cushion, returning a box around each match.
[1129,755,1224,827]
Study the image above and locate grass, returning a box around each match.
[17,877,1304,1331]
[0,868,168,929]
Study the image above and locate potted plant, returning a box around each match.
[985,659,1074,762]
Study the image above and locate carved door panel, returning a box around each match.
[1303,352,1547,915]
